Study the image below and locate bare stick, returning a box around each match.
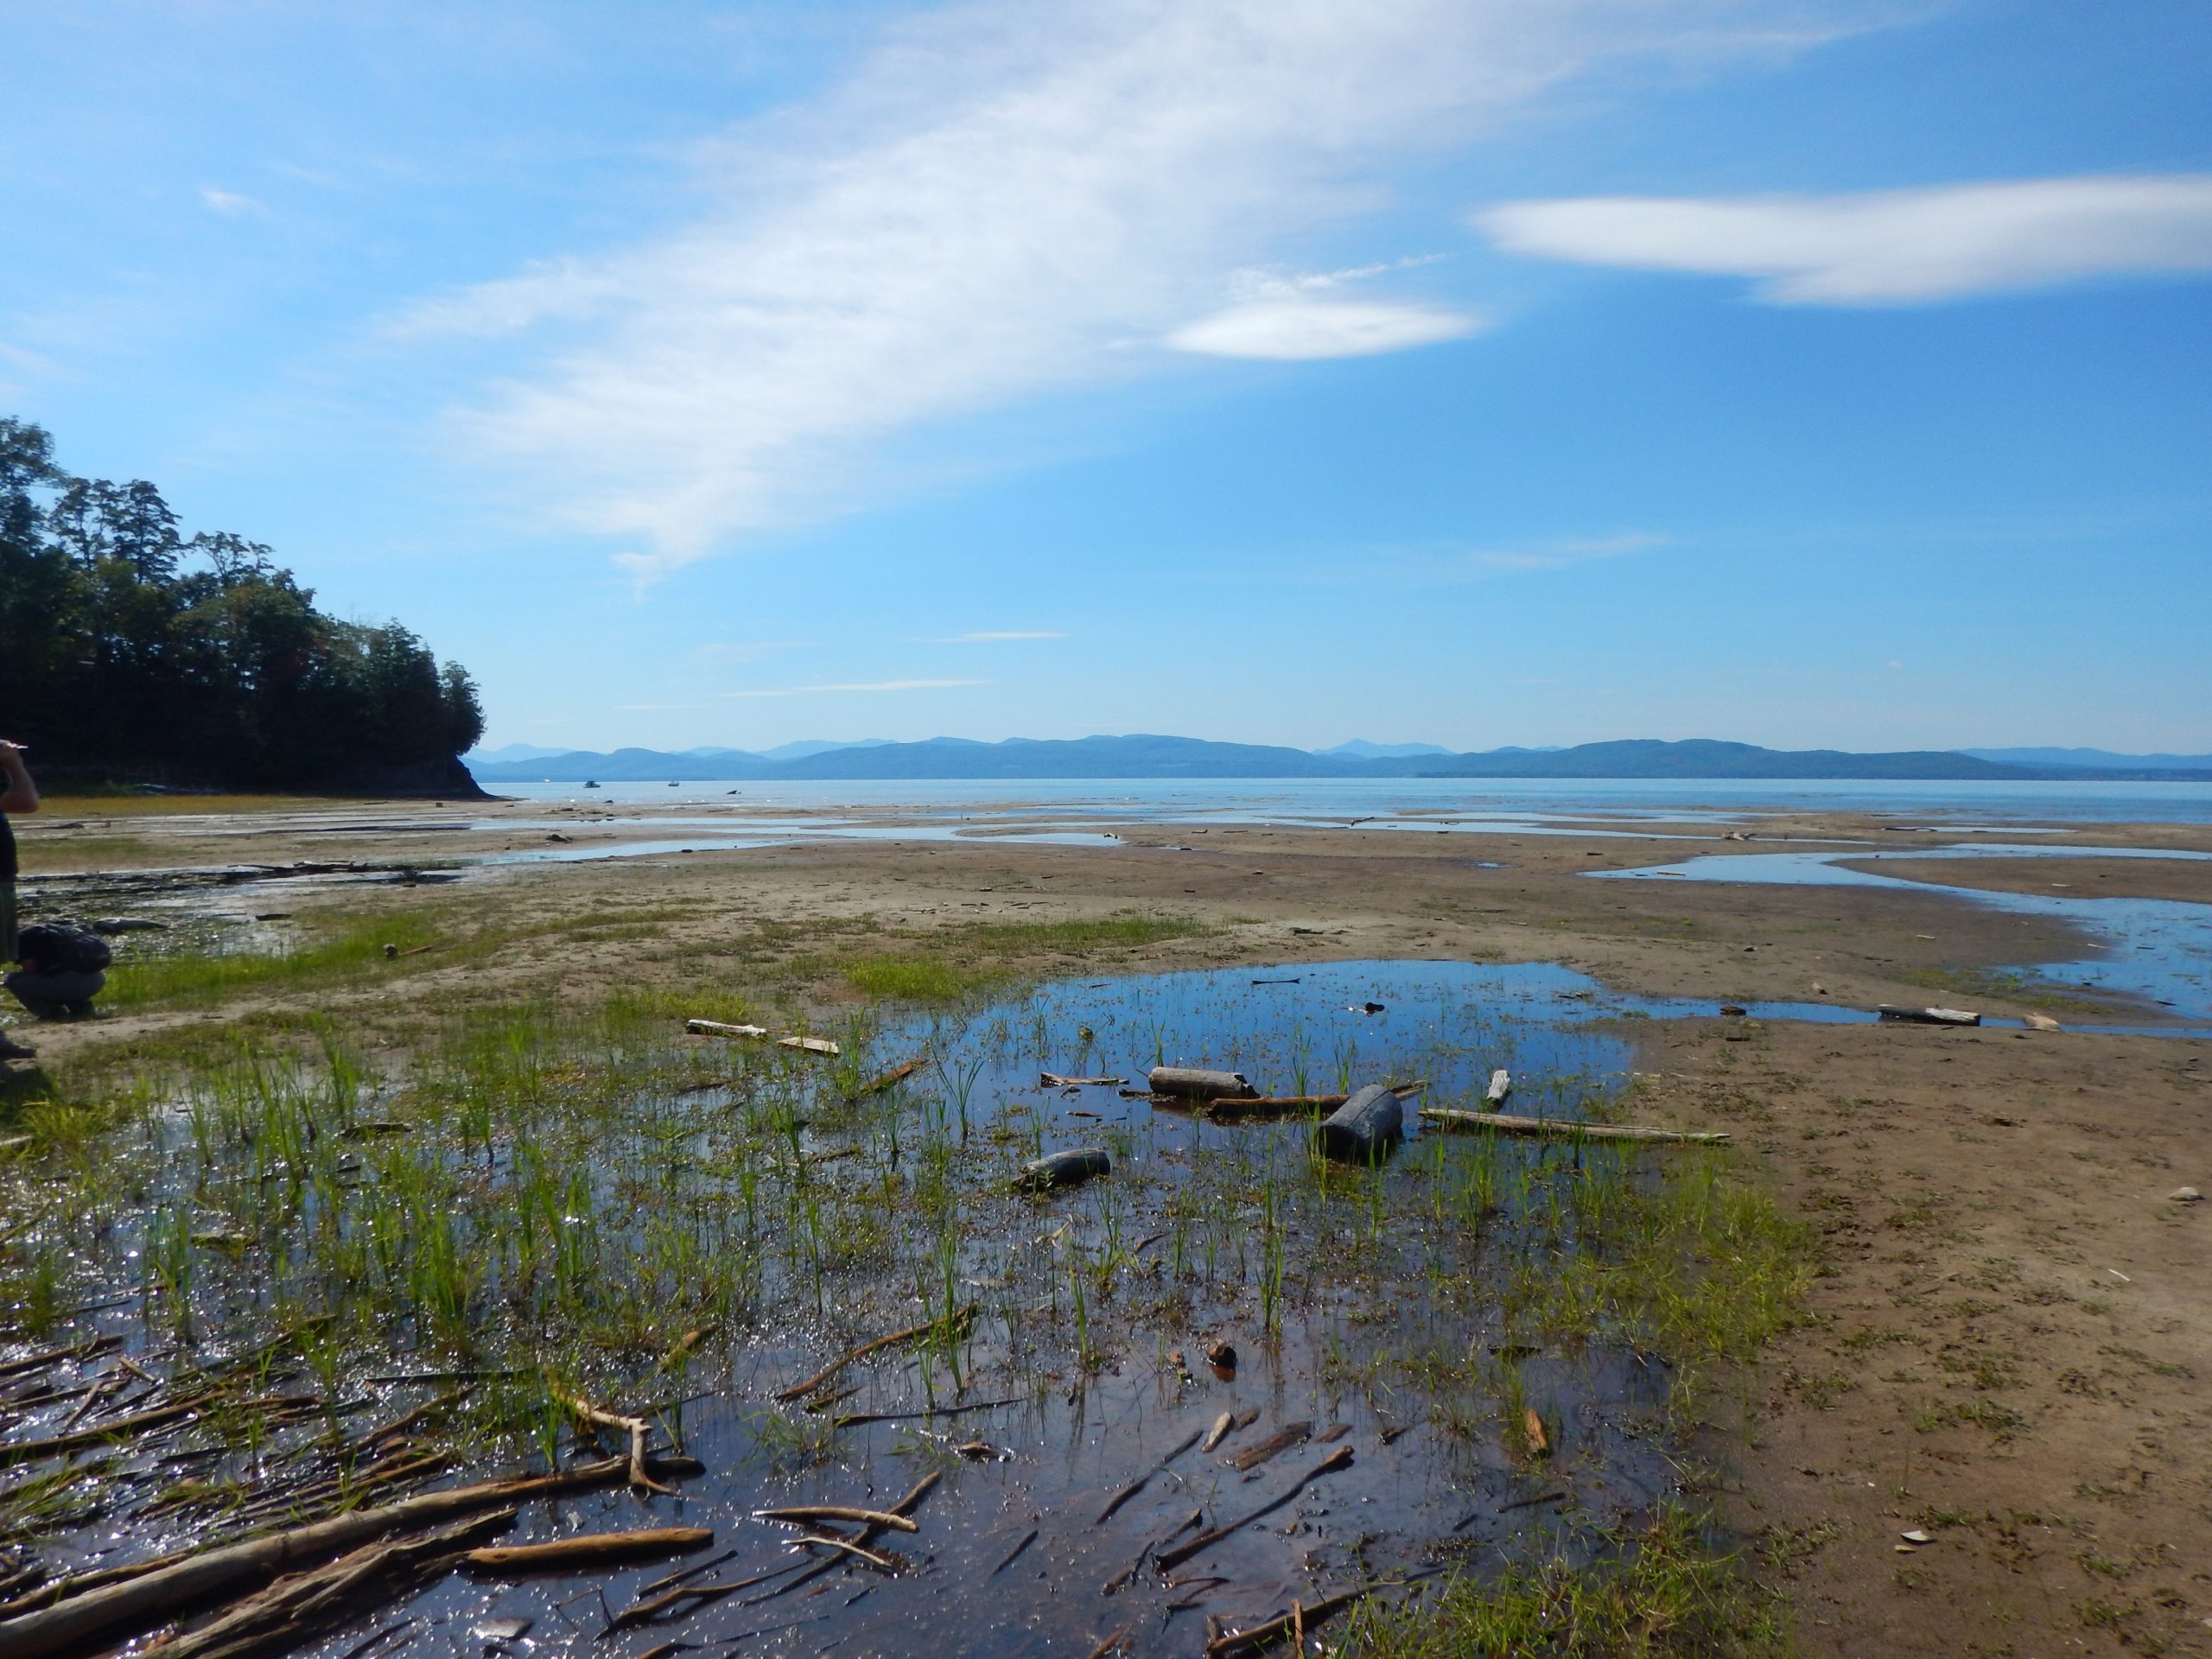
[1156,1446,1354,1573]
[463,1529,714,1575]
[753,1507,917,1533]
[830,1395,1016,1429]
[1225,1421,1310,1472]
[552,1387,672,1494]
[1205,1587,1366,1657]
[787,1535,895,1572]
[989,1529,1038,1578]
[1096,1427,1205,1524]
[1418,1107,1728,1146]
[773,1306,976,1402]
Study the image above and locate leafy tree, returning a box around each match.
[0,416,484,790]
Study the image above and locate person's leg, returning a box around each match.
[5,969,102,1019]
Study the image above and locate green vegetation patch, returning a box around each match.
[1344,1506,1788,1658]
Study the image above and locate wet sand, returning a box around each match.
[7,798,2209,1655]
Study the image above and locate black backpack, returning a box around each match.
[16,923,112,975]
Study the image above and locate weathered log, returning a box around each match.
[1226,1421,1310,1472]
[1419,1108,1728,1146]
[462,1528,713,1575]
[849,1058,924,1097]
[156,1510,518,1659]
[1018,1148,1110,1192]
[1201,1095,1347,1121]
[684,1019,766,1039]
[1041,1072,1126,1088]
[550,1387,671,1493]
[1313,1084,1402,1164]
[1148,1066,1257,1101]
[1484,1068,1511,1104]
[777,1034,841,1056]
[0,1453,690,1659]
[1877,1004,1980,1027]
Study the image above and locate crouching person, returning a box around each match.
[5,922,110,1020]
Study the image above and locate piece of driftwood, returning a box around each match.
[156,1510,519,1659]
[1018,1148,1109,1192]
[1521,1408,1549,1459]
[1199,1411,1235,1454]
[0,1452,692,1659]
[1877,1004,1981,1027]
[772,1306,976,1402]
[1096,1427,1204,1523]
[1040,1072,1126,1088]
[1313,1085,1402,1164]
[1205,1587,1367,1657]
[1201,1095,1347,1121]
[463,1529,714,1575]
[737,1471,941,1610]
[1484,1068,1512,1104]
[0,1336,119,1380]
[551,1387,671,1494]
[1155,1446,1354,1572]
[849,1058,924,1097]
[2022,1012,2062,1032]
[1148,1066,1258,1102]
[989,1529,1039,1578]
[1419,1108,1728,1146]
[830,1395,1019,1429]
[788,1535,894,1571]
[685,1019,767,1039]
[778,1035,841,1056]
[753,1507,918,1534]
[1226,1421,1311,1472]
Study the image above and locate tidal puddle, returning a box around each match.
[0,962,1751,1659]
[1595,845,2212,1027]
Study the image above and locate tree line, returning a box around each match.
[0,416,483,791]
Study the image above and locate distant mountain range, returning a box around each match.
[1958,747,2212,772]
[466,734,2212,785]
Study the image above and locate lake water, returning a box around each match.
[485,775,2212,827]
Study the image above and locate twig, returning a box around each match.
[787,1535,895,1572]
[753,1506,918,1533]
[831,1395,1017,1429]
[1096,1427,1204,1523]
[1205,1587,1367,1657]
[773,1306,976,1402]
[989,1529,1038,1578]
[1155,1446,1354,1573]
[551,1385,671,1494]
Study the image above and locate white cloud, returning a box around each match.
[721,678,988,697]
[397,0,1890,579]
[1166,298,1480,359]
[200,187,264,217]
[1478,174,2212,304]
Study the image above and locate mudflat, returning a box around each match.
[7,797,2208,1656]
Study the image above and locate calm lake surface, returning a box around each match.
[484,775,2212,827]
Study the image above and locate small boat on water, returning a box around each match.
[667,780,679,787]
[583,779,601,788]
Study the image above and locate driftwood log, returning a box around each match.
[1200,1095,1346,1121]
[462,1528,714,1576]
[1313,1084,1402,1164]
[1018,1148,1110,1192]
[1877,1004,1981,1027]
[1148,1066,1257,1101]
[1419,1108,1728,1146]
[772,1306,976,1402]
[1484,1068,1512,1104]
[0,1452,696,1659]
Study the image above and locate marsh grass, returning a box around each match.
[1342,1505,1789,1658]
[0,957,1815,1647]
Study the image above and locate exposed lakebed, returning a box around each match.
[0,962,1784,1658]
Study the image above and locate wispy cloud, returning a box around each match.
[200,187,265,218]
[1478,174,2212,304]
[1166,299,1479,359]
[395,0,1888,580]
[720,678,988,698]
[925,630,1068,642]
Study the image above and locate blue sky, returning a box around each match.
[4,0,2209,755]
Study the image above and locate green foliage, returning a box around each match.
[1342,1507,1789,1658]
[0,415,482,788]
